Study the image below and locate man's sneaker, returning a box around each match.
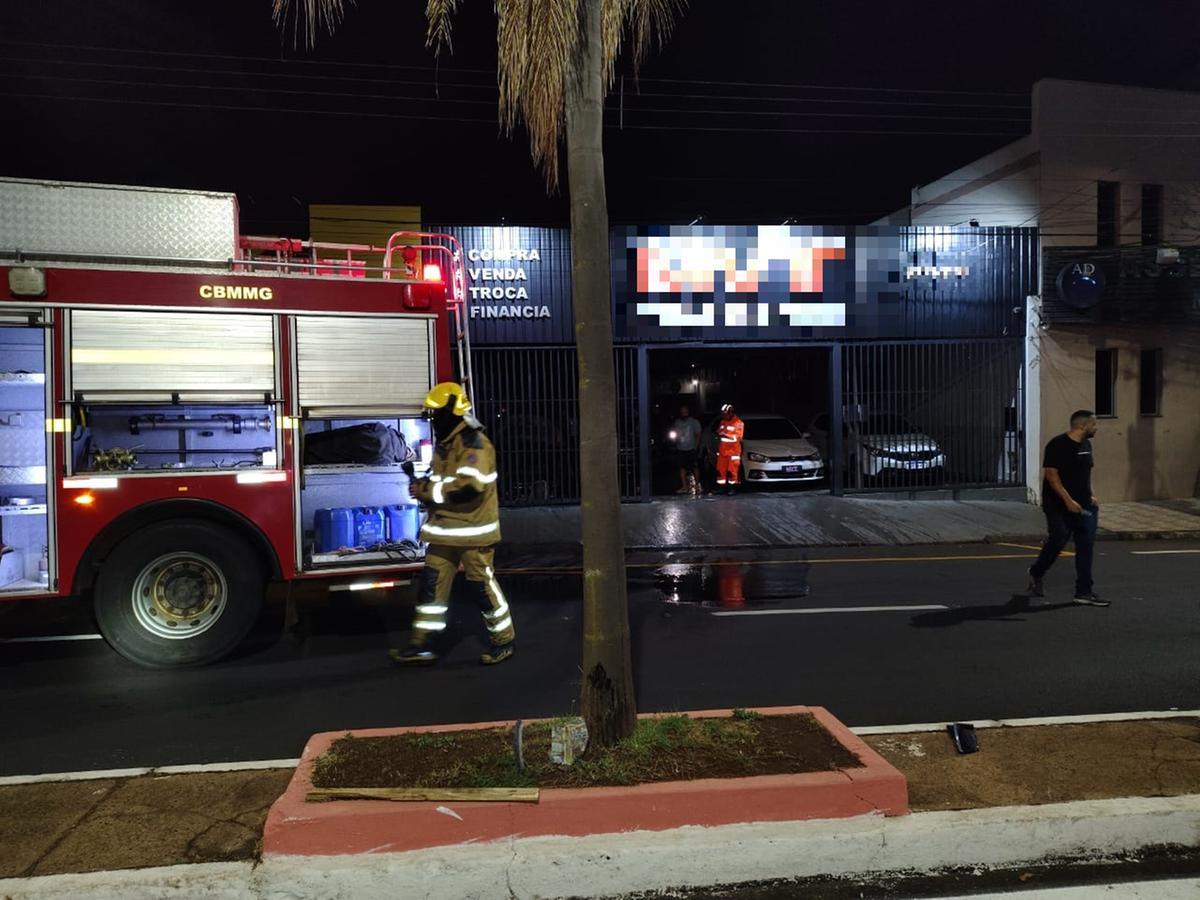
[480,642,514,666]
[1026,569,1045,599]
[1073,592,1111,607]
[389,646,438,665]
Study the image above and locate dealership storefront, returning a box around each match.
[434,224,1036,505]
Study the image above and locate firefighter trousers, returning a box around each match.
[715,450,742,485]
[411,545,516,647]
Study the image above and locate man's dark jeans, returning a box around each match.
[1030,504,1097,595]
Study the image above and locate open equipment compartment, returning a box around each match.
[0,324,51,594]
[299,415,431,571]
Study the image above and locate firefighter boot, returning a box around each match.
[389,647,438,665]
[389,640,438,666]
[480,642,515,665]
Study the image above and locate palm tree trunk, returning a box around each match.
[565,0,636,748]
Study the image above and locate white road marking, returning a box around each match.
[0,633,104,644]
[0,758,300,787]
[712,604,947,617]
[1130,549,1200,555]
[853,708,1200,735]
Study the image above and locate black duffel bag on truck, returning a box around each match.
[303,422,413,466]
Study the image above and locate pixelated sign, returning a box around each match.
[612,225,1034,341]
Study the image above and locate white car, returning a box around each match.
[808,413,946,484]
[739,414,825,484]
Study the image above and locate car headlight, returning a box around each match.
[746,451,768,463]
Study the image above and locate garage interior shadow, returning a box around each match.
[647,346,832,496]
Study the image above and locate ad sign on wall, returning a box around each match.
[433,225,575,345]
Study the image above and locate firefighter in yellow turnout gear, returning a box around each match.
[390,383,515,666]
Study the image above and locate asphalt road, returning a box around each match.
[1,539,1198,776]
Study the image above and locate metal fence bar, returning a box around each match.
[471,345,642,506]
[840,337,1025,494]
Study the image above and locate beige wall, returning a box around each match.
[1038,325,1200,501]
[308,204,422,277]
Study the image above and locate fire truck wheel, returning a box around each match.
[94,520,264,668]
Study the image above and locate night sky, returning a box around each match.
[3,1,1198,236]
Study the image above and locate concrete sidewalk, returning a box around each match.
[3,715,1198,898]
[500,492,1200,552]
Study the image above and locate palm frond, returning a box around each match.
[496,0,579,188]
[272,0,353,49]
[425,0,460,55]
[601,0,632,90]
[625,0,684,72]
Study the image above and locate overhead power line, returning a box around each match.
[0,38,1033,99]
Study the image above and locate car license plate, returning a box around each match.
[784,465,801,473]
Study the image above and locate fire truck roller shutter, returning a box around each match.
[70,310,275,400]
[93,518,265,668]
[294,315,435,417]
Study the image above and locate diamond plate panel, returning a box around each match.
[0,425,46,467]
[1,178,238,261]
[0,465,45,486]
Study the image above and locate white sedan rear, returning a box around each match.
[739,414,825,484]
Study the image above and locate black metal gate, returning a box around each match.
[472,346,641,505]
[835,339,1024,492]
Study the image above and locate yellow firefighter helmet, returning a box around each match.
[423,382,472,416]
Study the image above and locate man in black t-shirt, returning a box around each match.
[1026,409,1110,606]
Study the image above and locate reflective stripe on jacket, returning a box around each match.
[413,422,501,547]
[717,416,744,453]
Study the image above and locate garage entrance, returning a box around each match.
[648,346,832,496]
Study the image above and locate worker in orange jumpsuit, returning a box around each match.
[714,403,745,495]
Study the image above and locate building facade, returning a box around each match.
[900,79,1200,502]
[436,224,1035,505]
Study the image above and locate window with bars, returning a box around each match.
[1139,348,1163,416]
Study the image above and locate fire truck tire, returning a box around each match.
[94,520,265,668]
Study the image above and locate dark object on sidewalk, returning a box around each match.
[304,423,411,466]
[947,722,979,754]
[1073,592,1111,607]
[514,719,526,773]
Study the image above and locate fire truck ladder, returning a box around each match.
[382,232,473,405]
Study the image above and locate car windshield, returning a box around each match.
[744,418,803,440]
[858,415,917,434]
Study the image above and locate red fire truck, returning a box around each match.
[0,177,470,667]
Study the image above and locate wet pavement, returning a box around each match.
[1,539,1198,775]
[501,491,1046,550]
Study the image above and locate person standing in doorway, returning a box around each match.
[671,404,703,496]
[714,403,745,496]
[1026,409,1110,606]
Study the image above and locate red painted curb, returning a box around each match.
[262,706,908,857]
